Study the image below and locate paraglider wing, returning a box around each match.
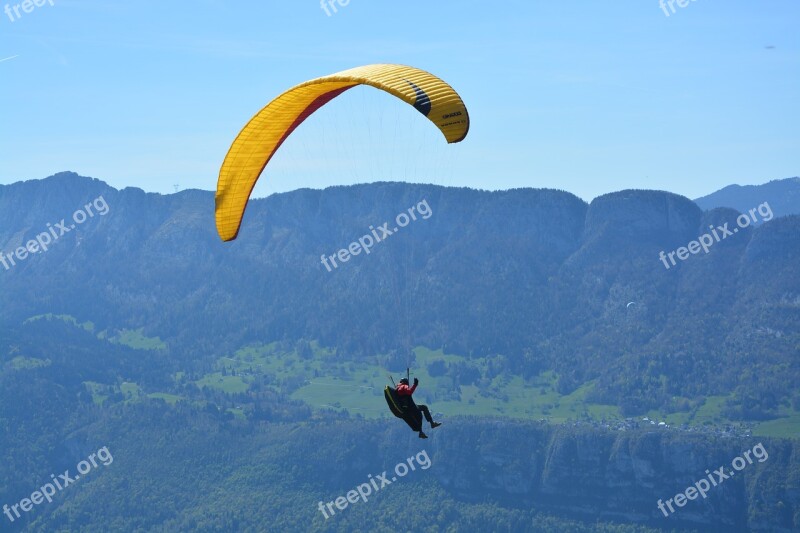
[215,64,470,242]
[384,385,423,432]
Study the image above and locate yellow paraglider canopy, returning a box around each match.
[215,64,470,242]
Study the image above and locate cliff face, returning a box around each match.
[429,421,797,532]
[583,189,702,243]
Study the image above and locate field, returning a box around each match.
[23,314,796,438]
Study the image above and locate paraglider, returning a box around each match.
[215,63,470,242]
[215,65,464,431]
[384,375,441,439]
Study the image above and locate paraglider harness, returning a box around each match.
[384,369,423,432]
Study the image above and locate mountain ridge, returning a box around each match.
[1,173,798,419]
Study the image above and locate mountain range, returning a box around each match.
[0,172,798,532]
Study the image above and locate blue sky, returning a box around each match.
[1,0,797,201]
